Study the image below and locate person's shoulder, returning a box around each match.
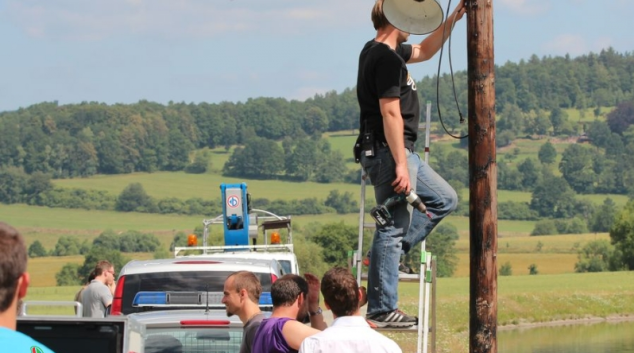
[395,43,413,61]
[245,314,266,331]
[0,328,56,353]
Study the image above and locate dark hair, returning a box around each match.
[321,267,359,317]
[371,0,390,30]
[87,270,97,283]
[271,274,308,307]
[93,260,113,277]
[0,222,27,312]
[228,271,262,303]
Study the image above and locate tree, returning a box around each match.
[0,167,27,204]
[222,138,285,178]
[292,235,329,277]
[28,240,48,258]
[184,151,210,174]
[606,100,634,134]
[92,230,121,251]
[153,247,170,259]
[285,138,319,181]
[559,144,596,193]
[52,236,84,256]
[56,263,82,286]
[517,158,539,190]
[528,264,539,275]
[531,220,557,236]
[324,190,358,214]
[116,183,155,212]
[497,103,524,135]
[538,141,557,165]
[586,121,612,149]
[310,222,357,267]
[78,247,129,283]
[499,262,512,276]
[302,106,329,136]
[170,232,189,251]
[530,173,577,218]
[609,200,634,270]
[588,198,618,233]
[314,150,347,183]
[165,129,195,171]
[574,240,614,273]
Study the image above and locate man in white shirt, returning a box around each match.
[299,267,402,353]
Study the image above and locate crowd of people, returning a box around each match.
[222,268,402,353]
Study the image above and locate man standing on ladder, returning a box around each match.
[354,0,465,328]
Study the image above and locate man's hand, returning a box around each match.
[108,281,116,295]
[304,273,320,311]
[453,0,467,21]
[391,163,411,194]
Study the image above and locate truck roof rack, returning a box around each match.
[174,208,294,257]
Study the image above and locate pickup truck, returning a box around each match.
[18,301,262,353]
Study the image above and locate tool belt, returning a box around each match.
[353,131,387,163]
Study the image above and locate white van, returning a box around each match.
[111,257,283,315]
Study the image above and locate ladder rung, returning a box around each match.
[361,273,421,283]
[363,222,377,228]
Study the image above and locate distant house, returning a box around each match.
[577,132,591,144]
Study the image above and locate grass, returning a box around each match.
[391,271,634,352]
[53,171,361,201]
[454,253,580,277]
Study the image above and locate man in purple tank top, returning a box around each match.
[252,274,326,353]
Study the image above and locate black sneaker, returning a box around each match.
[398,262,415,274]
[367,309,417,328]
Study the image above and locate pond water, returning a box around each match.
[499,320,634,353]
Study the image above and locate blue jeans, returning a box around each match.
[361,146,457,315]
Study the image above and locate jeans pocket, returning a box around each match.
[372,151,396,187]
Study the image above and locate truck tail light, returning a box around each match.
[110,275,125,315]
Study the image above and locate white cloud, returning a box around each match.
[3,0,369,41]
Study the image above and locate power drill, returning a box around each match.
[370,190,431,227]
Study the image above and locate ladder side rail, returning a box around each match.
[422,255,433,353]
[431,256,437,353]
[356,169,367,285]
[416,100,433,353]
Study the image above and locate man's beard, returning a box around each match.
[225,308,235,317]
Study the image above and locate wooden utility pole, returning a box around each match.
[466,0,497,352]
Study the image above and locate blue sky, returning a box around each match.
[0,0,632,112]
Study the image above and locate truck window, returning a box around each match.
[278,260,292,275]
[145,329,243,353]
[121,271,272,315]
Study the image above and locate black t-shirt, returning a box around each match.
[241,313,266,353]
[356,40,420,151]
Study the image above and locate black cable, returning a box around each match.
[435,0,468,139]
